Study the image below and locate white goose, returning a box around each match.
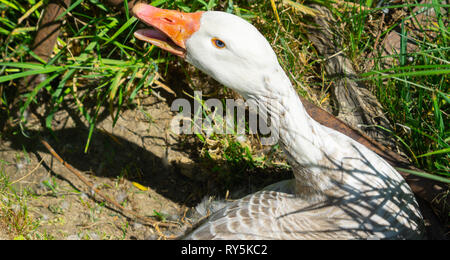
[132,3,425,239]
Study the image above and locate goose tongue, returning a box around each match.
[132,3,203,58]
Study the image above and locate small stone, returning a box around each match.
[89,232,100,240]
[60,200,70,211]
[66,234,80,240]
[115,191,128,204]
[80,193,89,201]
[133,222,143,230]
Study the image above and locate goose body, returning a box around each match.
[132,4,425,239]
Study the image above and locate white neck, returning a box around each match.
[246,66,347,200]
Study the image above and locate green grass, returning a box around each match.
[0,162,39,239]
[0,0,448,188]
[337,1,450,178]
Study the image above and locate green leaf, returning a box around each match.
[417,148,450,158]
[363,69,450,79]
[0,62,48,69]
[150,0,168,7]
[396,168,450,184]
[46,69,76,129]
[0,67,64,83]
[20,73,60,118]
[399,20,407,66]
[56,0,83,20]
[103,16,137,46]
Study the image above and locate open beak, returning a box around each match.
[132,3,203,58]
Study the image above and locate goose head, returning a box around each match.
[133,3,285,98]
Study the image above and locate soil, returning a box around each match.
[0,95,188,239]
[0,224,9,240]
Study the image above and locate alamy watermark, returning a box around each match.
[170,91,279,145]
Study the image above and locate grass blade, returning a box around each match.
[270,0,282,26]
[417,148,450,158]
[396,168,450,184]
[102,16,137,46]
[56,0,83,20]
[0,67,64,83]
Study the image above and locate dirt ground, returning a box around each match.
[0,95,185,239]
[0,223,8,240]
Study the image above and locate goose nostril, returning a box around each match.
[161,17,174,23]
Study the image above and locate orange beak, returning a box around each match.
[133,3,203,58]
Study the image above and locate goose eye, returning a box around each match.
[212,38,226,49]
